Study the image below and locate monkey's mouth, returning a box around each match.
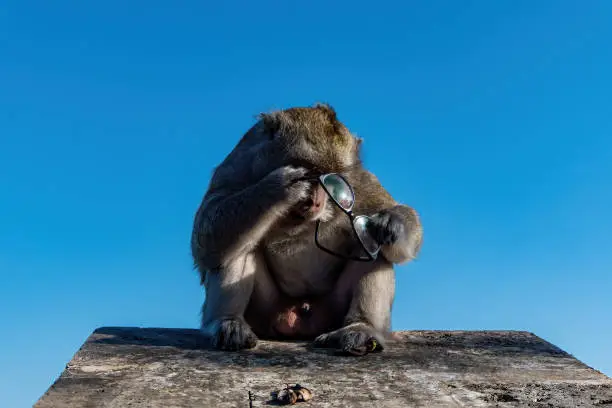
[289,183,327,222]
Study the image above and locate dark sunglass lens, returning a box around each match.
[353,216,380,255]
[322,174,354,210]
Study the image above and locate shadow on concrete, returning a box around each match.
[92,327,212,350]
[92,326,316,351]
[87,326,575,375]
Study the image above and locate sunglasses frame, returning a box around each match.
[314,173,380,262]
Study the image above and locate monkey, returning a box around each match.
[190,103,422,356]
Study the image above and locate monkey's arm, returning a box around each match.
[191,166,310,269]
[351,171,423,264]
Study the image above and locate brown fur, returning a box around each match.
[191,103,422,354]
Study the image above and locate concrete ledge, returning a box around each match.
[35,327,611,407]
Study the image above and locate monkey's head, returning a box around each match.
[257,103,363,224]
[215,103,363,226]
[258,103,362,172]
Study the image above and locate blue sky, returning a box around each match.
[1,1,611,406]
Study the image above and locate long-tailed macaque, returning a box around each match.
[191,103,422,355]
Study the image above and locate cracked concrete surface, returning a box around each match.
[35,327,611,407]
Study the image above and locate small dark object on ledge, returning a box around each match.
[272,383,313,405]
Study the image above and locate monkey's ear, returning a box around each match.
[354,136,363,152]
[314,102,337,121]
[258,112,281,138]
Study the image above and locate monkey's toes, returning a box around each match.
[312,325,384,356]
[213,319,258,351]
[312,332,335,348]
[339,329,384,356]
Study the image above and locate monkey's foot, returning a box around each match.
[211,318,258,351]
[312,323,384,356]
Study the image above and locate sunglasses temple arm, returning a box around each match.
[315,222,375,262]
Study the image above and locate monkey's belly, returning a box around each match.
[260,238,350,338]
[265,248,343,298]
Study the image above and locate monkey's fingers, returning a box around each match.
[338,346,368,356]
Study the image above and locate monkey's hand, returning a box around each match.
[367,205,422,264]
[367,209,405,246]
[206,318,258,351]
[264,165,312,207]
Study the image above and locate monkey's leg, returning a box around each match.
[201,252,261,351]
[202,251,281,350]
[313,259,395,355]
[243,253,285,339]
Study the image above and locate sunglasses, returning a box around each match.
[313,173,381,262]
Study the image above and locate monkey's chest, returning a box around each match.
[264,244,344,298]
